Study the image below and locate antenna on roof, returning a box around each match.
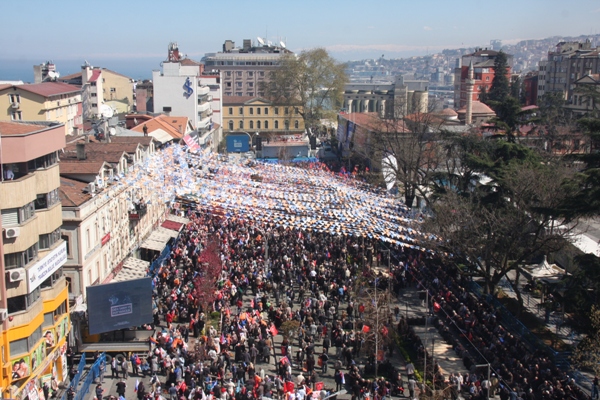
[257,36,265,46]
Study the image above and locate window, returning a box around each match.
[264,121,269,129]
[228,120,234,130]
[257,121,261,129]
[91,93,97,97]
[239,107,243,115]
[257,107,261,115]
[294,107,299,115]
[236,82,242,88]
[90,82,96,87]
[248,82,254,88]
[4,243,39,269]
[274,107,279,115]
[264,108,269,115]
[11,111,22,121]
[248,71,254,77]
[486,76,490,81]
[226,82,232,87]
[249,121,254,129]
[61,234,72,258]
[226,71,231,76]
[259,71,265,77]
[274,120,279,129]
[39,228,61,250]
[228,107,233,115]
[35,189,59,210]
[110,88,116,92]
[239,121,243,129]
[40,267,63,290]
[295,120,299,129]
[8,312,42,353]
[284,107,289,115]
[249,108,254,115]
[91,103,98,108]
[9,94,21,103]
[285,120,289,130]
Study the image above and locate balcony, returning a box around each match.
[197,101,211,113]
[129,202,147,220]
[197,85,210,96]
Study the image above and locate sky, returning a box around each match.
[1,0,599,82]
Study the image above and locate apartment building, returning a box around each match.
[202,38,293,97]
[0,121,70,399]
[0,83,83,135]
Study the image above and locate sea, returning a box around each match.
[0,58,162,83]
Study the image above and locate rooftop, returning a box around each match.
[1,81,81,97]
[0,121,60,136]
[59,176,92,207]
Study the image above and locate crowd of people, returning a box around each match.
[92,200,592,400]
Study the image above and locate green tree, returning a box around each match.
[571,305,600,376]
[426,140,580,296]
[488,51,511,103]
[262,48,347,131]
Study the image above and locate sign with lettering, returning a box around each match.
[27,242,67,293]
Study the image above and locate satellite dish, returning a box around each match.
[99,104,114,119]
[280,41,286,49]
[48,71,57,80]
[257,36,265,46]
[109,127,116,136]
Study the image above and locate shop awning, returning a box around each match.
[161,220,184,231]
[114,257,150,282]
[140,228,174,251]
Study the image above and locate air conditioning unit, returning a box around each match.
[4,227,20,239]
[0,309,8,321]
[11,102,20,109]
[8,268,26,283]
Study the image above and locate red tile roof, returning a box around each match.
[59,161,107,174]
[59,177,92,207]
[7,82,81,97]
[0,121,53,136]
[88,69,102,83]
[131,115,188,139]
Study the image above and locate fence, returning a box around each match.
[60,353,106,400]
[149,243,172,276]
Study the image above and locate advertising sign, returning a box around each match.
[226,134,250,153]
[86,277,153,335]
[27,242,67,293]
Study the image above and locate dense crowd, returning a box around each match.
[100,204,591,400]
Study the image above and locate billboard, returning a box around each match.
[226,134,250,153]
[86,277,153,335]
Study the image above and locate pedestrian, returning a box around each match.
[137,381,146,400]
[122,359,129,379]
[95,383,104,400]
[116,378,127,398]
[111,357,119,378]
[593,376,599,400]
[320,352,329,374]
[98,360,106,383]
[405,362,415,379]
[66,386,75,400]
[408,377,416,400]
[131,353,139,376]
[168,383,178,400]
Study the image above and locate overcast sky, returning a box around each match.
[2,0,599,80]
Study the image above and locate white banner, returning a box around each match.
[28,242,67,293]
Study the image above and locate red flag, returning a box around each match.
[315,382,324,391]
[362,325,371,333]
[269,324,278,336]
[433,302,441,312]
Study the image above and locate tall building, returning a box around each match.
[0,82,83,135]
[0,121,70,399]
[453,49,514,108]
[537,40,600,102]
[202,38,293,97]
[152,43,219,146]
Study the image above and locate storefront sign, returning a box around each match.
[101,232,111,246]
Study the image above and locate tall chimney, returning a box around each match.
[76,143,86,160]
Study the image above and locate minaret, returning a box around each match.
[465,61,474,125]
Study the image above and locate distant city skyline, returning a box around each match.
[2,0,599,82]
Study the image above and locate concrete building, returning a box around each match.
[58,136,168,300]
[343,76,429,118]
[0,121,71,399]
[152,43,219,146]
[523,71,539,106]
[60,64,135,120]
[565,73,600,116]
[453,49,514,108]
[538,40,600,102]
[202,38,293,97]
[222,96,305,145]
[135,80,154,113]
[0,82,83,135]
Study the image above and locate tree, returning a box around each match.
[426,139,580,296]
[353,99,445,208]
[262,48,347,131]
[571,305,600,376]
[488,51,511,104]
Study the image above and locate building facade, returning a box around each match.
[58,137,167,300]
[564,73,600,116]
[453,49,514,109]
[202,38,293,97]
[0,83,83,135]
[60,64,135,120]
[222,96,305,141]
[343,76,429,118]
[0,121,70,400]
[537,40,600,102]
